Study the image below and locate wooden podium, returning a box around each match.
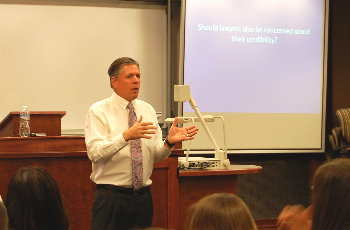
[0,111,66,137]
[178,165,263,230]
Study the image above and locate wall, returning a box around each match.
[328,0,350,127]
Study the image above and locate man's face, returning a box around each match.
[111,64,141,102]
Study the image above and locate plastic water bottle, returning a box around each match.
[19,105,30,137]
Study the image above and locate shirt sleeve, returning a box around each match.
[84,107,128,163]
[153,137,172,163]
[147,106,172,163]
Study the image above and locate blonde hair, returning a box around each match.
[186,193,257,230]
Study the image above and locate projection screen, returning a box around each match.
[179,0,329,153]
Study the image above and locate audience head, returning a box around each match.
[311,158,350,230]
[186,193,257,230]
[4,166,68,230]
[0,198,8,230]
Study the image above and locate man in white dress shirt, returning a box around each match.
[85,57,198,230]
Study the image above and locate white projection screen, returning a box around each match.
[179,0,329,153]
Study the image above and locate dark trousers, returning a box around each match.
[92,184,153,230]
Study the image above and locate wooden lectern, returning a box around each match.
[0,111,66,137]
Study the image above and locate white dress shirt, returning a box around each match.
[84,93,171,187]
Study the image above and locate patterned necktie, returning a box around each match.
[127,102,143,190]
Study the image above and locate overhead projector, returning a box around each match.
[166,85,230,169]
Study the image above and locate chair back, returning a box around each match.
[336,108,350,144]
[328,108,350,159]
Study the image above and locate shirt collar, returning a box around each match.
[112,93,134,110]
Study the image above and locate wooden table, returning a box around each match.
[178,165,263,230]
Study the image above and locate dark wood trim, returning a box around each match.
[0,136,86,152]
[255,218,278,230]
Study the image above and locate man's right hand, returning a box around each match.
[277,205,312,230]
[123,115,157,141]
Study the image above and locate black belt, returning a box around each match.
[97,184,150,196]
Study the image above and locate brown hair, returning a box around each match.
[186,193,257,230]
[311,158,350,230]
[5,166,68,230]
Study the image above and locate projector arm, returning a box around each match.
[173,84,229,167]
[188,95,228,165]
[188,95,221,154]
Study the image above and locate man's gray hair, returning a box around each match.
[108,57,139,77]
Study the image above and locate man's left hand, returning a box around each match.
[166,117,199,145]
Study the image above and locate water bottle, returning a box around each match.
[19,105,30,137]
